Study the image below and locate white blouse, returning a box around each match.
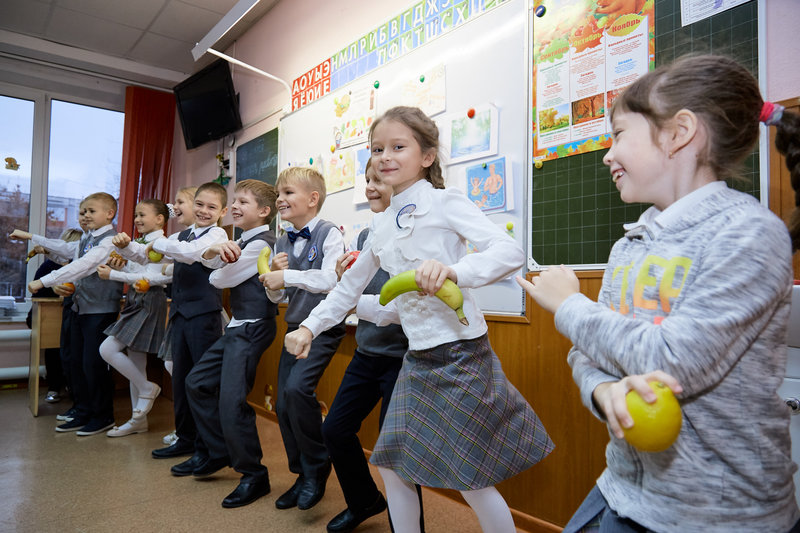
[302,179,524,350]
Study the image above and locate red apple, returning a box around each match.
[345,250,360,269]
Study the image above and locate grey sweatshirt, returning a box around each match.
[556,184,799,532]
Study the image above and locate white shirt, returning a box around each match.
[108,230,172,287]
[267,216,344,303]
[151,224,229,264]
[39,224,117,288]
[206,224,275,328]
[302,180,525,350]
[31,233,82,263]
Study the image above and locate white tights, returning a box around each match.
[164,360,173,376]
[377,467,516,533]
[99,336,155,410]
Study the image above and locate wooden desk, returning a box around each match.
[29,298,63,416]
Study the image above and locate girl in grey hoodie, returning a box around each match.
[518,55,800,533]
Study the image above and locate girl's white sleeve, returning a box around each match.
[301,243,379,337]
[441,189,524,289]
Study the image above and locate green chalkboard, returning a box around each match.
[530,0,759,266]
[236,127,279,186]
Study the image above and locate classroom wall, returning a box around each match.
[765,0,800,102]
[165,1,799,529]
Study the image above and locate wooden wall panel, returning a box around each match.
[247,273,610,530]
[768,97,800,280]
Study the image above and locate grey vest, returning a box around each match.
[73,228,124,315]
[277,220,341,326]
[229,230,278,320]
[353,229,408,358]
[170,227,222,319]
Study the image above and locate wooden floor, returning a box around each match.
[0,385,509,533]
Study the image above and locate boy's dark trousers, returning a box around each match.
[170,311,222,449]
[186,318,277,483]
[277,323,346,480]
[322,350,402,510]
[70,311,117,424]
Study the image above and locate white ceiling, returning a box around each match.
[0,0,279,89]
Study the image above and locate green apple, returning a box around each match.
[148,250,163,262]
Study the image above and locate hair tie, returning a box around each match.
[760,101,784,126]
[166,203,176,219]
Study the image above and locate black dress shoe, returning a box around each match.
[170,455,206,477]
[193,456,230,478]
[222,478,271,508]
[275,477,305,509]
[152,440,194,459]
[297,461,332,510]
[326,493,388,533]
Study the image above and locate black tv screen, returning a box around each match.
[174,59,242,150]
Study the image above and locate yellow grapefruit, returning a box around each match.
[623,381,682,452]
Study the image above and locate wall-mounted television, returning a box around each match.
[173,59,242,150]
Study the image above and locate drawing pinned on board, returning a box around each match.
[439,104,499,164]
[465,156,512,214]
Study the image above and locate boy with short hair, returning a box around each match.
[146,182,229,469]
[260,167,346,511]
[183,179,279,508]
[22,192,124,436]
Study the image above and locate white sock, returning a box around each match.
[377,467,421,533]
[460,486,516,533]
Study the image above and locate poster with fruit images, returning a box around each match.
[331,83,377,149]
[532,0,654,161]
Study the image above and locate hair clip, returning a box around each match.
[759,102,784,126]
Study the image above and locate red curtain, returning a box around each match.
[118,86,175,237]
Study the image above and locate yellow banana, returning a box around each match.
[257,246,272,275]
[379,269,469,326]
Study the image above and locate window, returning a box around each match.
[46,100,123,238]
[0,88,123,320]
[0,95,34,304]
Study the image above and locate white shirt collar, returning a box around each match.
[240,224,270,241]
[292,216,319,232]
[144,229,164,242]
[90,224,114,237]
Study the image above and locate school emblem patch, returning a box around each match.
[308,244,318,262]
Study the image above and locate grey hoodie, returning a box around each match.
[557,184,799,532]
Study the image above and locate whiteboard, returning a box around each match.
[279,0,528,315]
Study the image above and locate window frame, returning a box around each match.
[0,80,124,318]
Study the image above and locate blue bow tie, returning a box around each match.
[287,227,311,244]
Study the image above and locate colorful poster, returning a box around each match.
[401,63,447,117]
[532,0,655,161]
[332,84,377,148]
[439,104,499,164]
[465,156,512,213]
[680,0,750,26]
[325,149,356,194]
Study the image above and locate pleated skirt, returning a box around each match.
[369,333,554,490]
[104,287,167,354]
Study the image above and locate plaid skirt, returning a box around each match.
[369,334,554,490]
[104,287,167,354]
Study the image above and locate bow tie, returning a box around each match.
[287,227,311,244]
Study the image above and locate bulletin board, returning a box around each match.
[528,0,761,268]
[279,0,529,316]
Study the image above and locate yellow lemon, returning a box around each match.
[623,381,682,452]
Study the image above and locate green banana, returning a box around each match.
[379,269,469,326]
